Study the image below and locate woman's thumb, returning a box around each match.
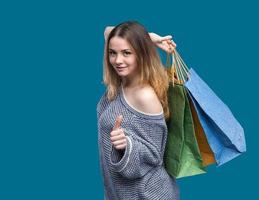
[113,115,123,130]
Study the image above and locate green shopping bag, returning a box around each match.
[164,82,205,178]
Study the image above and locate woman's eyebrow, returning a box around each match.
[108,48,131,51]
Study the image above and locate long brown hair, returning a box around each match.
[103,21,170,119]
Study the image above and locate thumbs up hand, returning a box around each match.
[110,115,127,150]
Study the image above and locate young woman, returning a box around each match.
[97,21,179,200]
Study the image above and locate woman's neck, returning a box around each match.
[121,78,149,92]
[122,78,138,88]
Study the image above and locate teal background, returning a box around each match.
[0,0,258,199]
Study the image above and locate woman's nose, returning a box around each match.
[115,54,123,64]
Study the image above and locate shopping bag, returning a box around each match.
[164,82,205,178]
[164,48,246,178]
[165,53,216,167]
[185,68,246,165]
[188,97,216,166]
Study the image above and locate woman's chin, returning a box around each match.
[116,71,128,77]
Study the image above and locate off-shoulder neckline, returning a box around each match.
[119,85,165,120]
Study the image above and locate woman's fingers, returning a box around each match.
[160,35,176,47]
[112,139,127,146]
[110,128,127,150]
[167,40,177,48]
[110,129,122,137]
[110,130,125,141]
[155,38,177,53]
[159,41,174,53]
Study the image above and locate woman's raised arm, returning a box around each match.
[104,26,176,53]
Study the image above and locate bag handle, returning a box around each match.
[166,46,190,85]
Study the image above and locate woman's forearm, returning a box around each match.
[104,26,176,52]
[104,26,158,42]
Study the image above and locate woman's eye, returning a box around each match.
[109,51,116,56]
[123,51,131,56]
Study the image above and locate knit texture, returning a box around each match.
[97,86,179,200]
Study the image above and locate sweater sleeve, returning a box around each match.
[110,118,166,179]
[97,91,109,119]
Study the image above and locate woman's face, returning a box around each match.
[108,36,138,78]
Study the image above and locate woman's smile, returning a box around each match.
[116,66,127,70]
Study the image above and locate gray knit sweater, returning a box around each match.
[97,86,179,200]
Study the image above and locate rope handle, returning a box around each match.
[166,43,190,86]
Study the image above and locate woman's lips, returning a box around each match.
[116,66,127,70]
[116,66,127,68]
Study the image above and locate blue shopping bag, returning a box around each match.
[184,68,246,165]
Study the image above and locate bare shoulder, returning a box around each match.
[134,86,163,114]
